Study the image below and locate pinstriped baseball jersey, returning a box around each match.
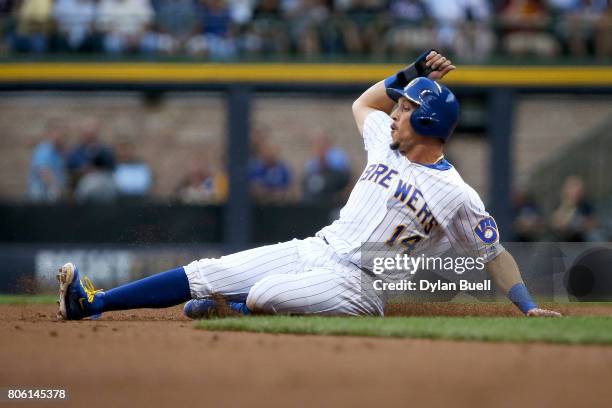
[317,110,503,267]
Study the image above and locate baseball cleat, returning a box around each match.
[57,262,104,320]
[183,298,250,319]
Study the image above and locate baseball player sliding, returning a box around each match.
[57,50,561,320]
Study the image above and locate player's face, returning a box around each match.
[390,97,419,153]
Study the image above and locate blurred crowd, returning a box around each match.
[29,118,153,203]
[0,0,610,60]
[29,118,604,241]
[513,175,601,242]
[28,118,352,206]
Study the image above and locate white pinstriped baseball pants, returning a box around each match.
[183,237,384,316]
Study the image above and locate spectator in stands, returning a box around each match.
[425,0,495,61]
[512,190,544,241]
[0,0,17,54]
[53,0,99,52]
[249,140,292,203]
[383,0,433,58]
[96,0,155,54]
[549,0,611,58]
[113,137,153,198]
[250,126,269,159]
[244,0,290,55]
[551,175,597,241]
[599,4,612,58]
[336,0,388,56]
[74,150,119,203]
[499,0,560,58]
[175,159,228,204]
[289,0,330,58]
[28,120,67,202]
[302,131,351,204]
[154,0,198,54]
[228,0,255,26]
[66,118,115,188]
[186,0,237,59]
[13,0,53,53]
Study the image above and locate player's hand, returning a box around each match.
[424,51,456,80]
[526,308,563,317]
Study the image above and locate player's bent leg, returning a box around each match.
[184,239,300,301]
[245,270,384,316]
[58,239,300,320]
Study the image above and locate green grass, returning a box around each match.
[196,316,612,345]
[0,294,57,304]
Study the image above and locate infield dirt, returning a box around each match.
[2,303,612,408]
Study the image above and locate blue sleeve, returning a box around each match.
[508,283,538,315]
[248,162,262,181]
[31,144,51,169]
[327,148,349,171]
[281,164,292,188]
[66,147,83,170]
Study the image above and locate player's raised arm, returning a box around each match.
[352,50,456,134]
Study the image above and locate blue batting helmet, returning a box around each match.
[387,77,460,142]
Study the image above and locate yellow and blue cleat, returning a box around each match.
[57,262,104,320]
[183,298,250,319]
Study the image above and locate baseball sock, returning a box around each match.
[98,267,191,313]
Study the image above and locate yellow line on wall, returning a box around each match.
[0,63,611,86]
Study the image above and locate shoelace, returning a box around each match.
[81,277,103,303]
